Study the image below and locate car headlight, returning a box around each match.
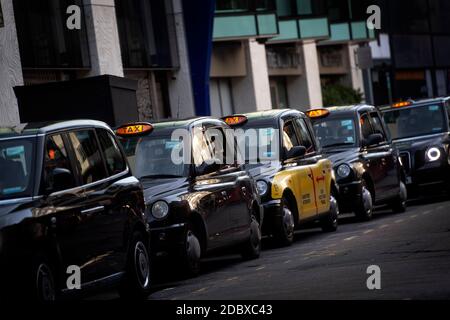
[256,180,268,196]
[336,164,352,179]
[426,147,441,162]
[151,201,169,219]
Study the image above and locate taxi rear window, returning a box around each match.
[0,138,35,200]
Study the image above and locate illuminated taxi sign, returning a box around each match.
[392,101,412,108]
[306,109,330,119]
[116,122,153,137]
[222,115,248,126]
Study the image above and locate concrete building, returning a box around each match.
[0,0,213,126]
[209,0,375,117]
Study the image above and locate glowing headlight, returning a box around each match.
[426,147,441,162]
[336,164,352,178]
[256,180,268,196]
[151,201,169,219]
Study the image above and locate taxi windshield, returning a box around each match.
[382,104,447,140]
[119,133,188,179]
[238,122,279,163]
[312,117,357,149]
[0,138,35,200]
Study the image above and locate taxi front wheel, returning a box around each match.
[179,223,202,277]
[273,197,295,246]
[354,180,373,221]
[321,194,339,232]
[119,232,151,299]
[241,214,261,260]
[391,182,407,213]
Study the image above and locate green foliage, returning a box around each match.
[322,84,364,107]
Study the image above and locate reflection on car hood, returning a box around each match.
[244,161,281,180]
[0,198,34,228]
[392,133,448,152]
[141,177,188,202]
[322,148,361,167]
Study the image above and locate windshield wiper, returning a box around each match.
[322,142,354,148]
[139,174,184,179]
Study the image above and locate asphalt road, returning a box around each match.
[92,193,450,300]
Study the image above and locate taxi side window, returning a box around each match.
[282,120,301,152]
[369,112,387,142]
[193,127,225,170]
[295,118,315,154]
[42,134,75,192]
[360,113,374,140]
[97,129,127,176]
[68,130,108,185]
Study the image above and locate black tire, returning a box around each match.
[241,214,261,260]
[179,223,202,277]
[119,232,151,299]
[26,253,57,301]
[321,192,339,232]
[273,197,296,247]
[392,181,407,213]
[354,180,374,221]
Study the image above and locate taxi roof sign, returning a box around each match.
[222,115,248,126]
[306,109,330,119]
[392,101,412,108]
[116,122,153,137]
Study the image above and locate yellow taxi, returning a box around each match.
[223,109,340,246]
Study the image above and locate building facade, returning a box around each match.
[209,0,375,117]
[0,0,207,126]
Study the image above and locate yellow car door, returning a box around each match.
[311,159,333,214]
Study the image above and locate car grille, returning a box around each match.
[400,152,411,174]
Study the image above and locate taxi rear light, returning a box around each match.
[392,101,412,108]
[116,122,153,137]
[222,115,248,126]
[306,109,330,119]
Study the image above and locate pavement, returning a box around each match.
[91,193,450,300]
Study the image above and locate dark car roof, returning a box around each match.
[322,104,377,116]
[0,120,112,139]
[151,117,213,130]
[378,97,450,112]
[242,109,305,120]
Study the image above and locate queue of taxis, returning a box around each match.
[116,119,262,276]
[379,98,450,195]
[222,110,340,246]
[306,106,407,221]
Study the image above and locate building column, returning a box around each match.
[344,43,365,96]
[287,41,323,111]
[167,0,196,118]
[232,39,272,114]
[84,0,123,77]
[0,0,23,126]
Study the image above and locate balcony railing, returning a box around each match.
[213,11,279,40]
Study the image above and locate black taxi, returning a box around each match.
[0,120,151,301]
[116,118,262,276]
[307,105,407,221]
[379,98,450,194]
[222,110,340,246]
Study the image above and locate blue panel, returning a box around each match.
[183,0,215,116]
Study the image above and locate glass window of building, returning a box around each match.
[115,0,177,69]
[13,0,90,68]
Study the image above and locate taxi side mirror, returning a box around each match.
[48,168,75,194]
[285,146,307,160]
[196,160,222,176]
[363,133,384,147]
